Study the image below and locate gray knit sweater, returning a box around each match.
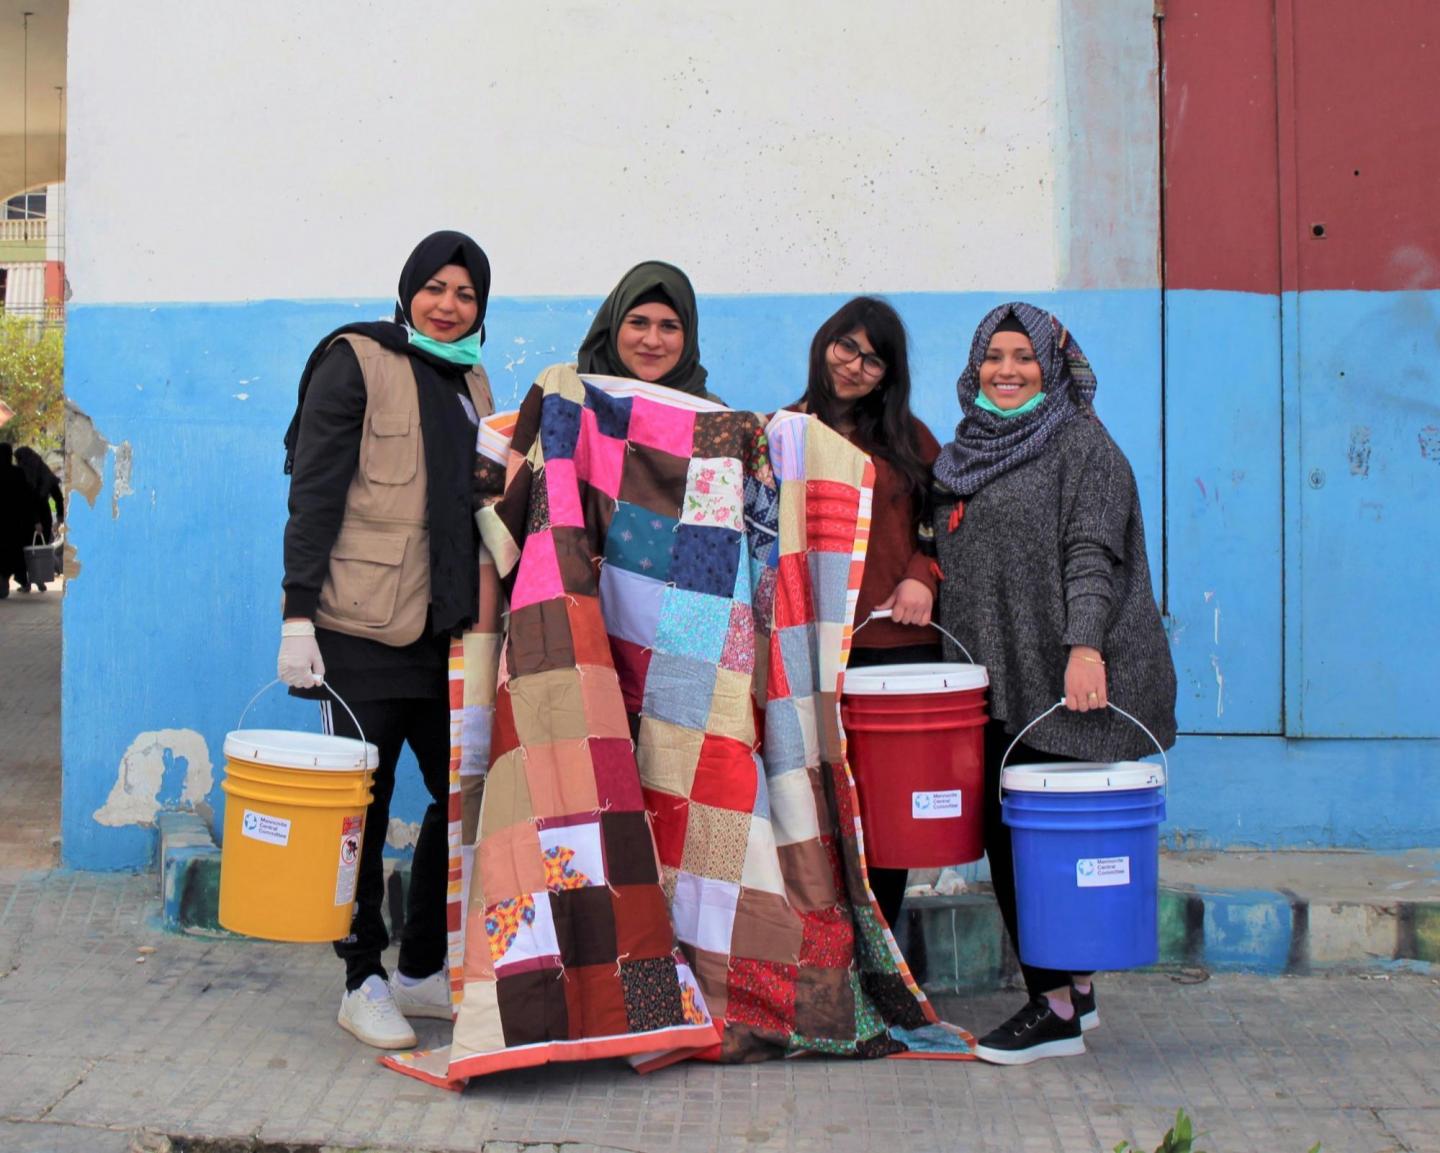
[932,416,1177,762]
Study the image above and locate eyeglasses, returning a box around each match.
[831,336,887,379]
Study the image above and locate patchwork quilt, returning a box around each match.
[384,367,973,1087]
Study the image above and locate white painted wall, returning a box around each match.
[67,0,1075,303]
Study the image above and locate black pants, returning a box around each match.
[847,642,942,932]
[326,696,451,992]
[984,718,1094,997]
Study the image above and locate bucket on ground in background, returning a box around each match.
[219,697,379,941]
[841,661,990,868]
[1003,747,1166,972]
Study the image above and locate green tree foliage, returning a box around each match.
[0,312,65,454]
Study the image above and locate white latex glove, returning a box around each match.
[278,633,325,688]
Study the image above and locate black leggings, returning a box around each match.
[325,696,452,992]
[984,718,1093,996]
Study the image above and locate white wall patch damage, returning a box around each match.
[94,729,214,826]
[387,818,421,850]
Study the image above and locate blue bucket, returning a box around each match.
[999,702,1168,972]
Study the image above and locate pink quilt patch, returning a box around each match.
[543,458,585,527]
[576,407,627,497]
[629,396,696,458]
[510,529,564,611]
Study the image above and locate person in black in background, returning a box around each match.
[0,443,42,598]
[14,446,63,592]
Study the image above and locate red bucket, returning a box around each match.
[840,662,989,868]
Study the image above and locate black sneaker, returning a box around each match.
[1071,984,1098,1032]
[974,995,1085,1065]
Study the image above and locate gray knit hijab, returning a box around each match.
[931,301,1098,497]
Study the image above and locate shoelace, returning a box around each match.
[1006,999,1052,1035]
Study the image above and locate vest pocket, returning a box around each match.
[362,410,418,484]
[321,529,407,627]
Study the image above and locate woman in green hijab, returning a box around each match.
[577,261,722,402]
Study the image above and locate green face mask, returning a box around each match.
[975,390,1046,419]
[406,326,482,367]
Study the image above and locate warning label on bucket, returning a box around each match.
[911,789,963,819]
[335,815,363,906]
[1076,856,1131,887]
[240,809,291,847]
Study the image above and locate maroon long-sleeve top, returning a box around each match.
[850,418,942,651]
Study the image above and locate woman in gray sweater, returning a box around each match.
[931,302,1176,1066]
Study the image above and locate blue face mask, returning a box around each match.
[975,390,1046,419]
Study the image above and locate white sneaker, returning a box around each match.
[338,975,418,1049]
[389,968,454,1020]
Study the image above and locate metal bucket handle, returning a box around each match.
[998,697,1170,806]
[237,678,370,756]
[853,609,976,665]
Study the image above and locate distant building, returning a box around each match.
[0,181,65,324]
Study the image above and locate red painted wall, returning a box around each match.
[1162,1,1281,293]
[1164,0,1440,293]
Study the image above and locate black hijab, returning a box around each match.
[283,230,492,637]
[577,261,710,397]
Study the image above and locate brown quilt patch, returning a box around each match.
[793,965,856,1039]
[611,884,678,960]
[618,443,690,518]
[730,887,805,964]
[497,967,569,1046]
[776,838,840,912]
[562,964,630,1041]
[506,599,576,678]
[549,886,619,968]
[601,811,660,885]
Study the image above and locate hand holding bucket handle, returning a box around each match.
[855,609,977,664]
[998,698,1170,805]
[237,678,370,754]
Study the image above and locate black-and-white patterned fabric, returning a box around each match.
[931,301,1099,498]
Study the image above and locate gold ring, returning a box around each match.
[1088,692,1098,701]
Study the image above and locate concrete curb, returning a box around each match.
[157,811,227,936]
[905,881,1437,993]
[159,816,1436,988]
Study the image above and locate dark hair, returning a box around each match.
[0,443,11,467]
[796,296,928,492]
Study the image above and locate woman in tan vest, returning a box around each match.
[279,231,494,1050]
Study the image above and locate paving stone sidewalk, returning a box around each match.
[2,870,1437,1153]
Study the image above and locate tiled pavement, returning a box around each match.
[4,570,1439,1150]
[1,869,1437,1153]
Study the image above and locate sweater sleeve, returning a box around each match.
[282,342,364,620]
[1060,432,1132,650]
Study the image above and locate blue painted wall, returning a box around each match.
[61,290,1163,869]
[61,285,1440,867]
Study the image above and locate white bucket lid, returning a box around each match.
[224,729,379,771]
[842,661,989,695]
[1001,760,1165,792]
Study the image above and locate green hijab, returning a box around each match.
[577,261,710,398]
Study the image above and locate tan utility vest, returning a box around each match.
[313,334,493,647]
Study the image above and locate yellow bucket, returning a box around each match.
[219,727,379,941]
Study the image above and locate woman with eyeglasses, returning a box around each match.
[790,296,941,937]
[931,302,1175,1065]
